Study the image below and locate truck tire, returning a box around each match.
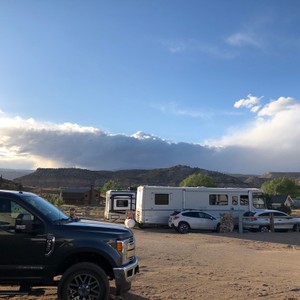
[58,262,109,300]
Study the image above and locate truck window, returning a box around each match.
[0,199,33,229]
[209,194,228,205]
[154,194,169,205]
[24,194,68,222]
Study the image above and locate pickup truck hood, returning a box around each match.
[61,218,133,239]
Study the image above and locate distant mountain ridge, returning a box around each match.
[0,169,33,180]
[261,172,300,180]
[11,166,300,189]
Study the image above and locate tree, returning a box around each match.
[101,180,121,196]
[180,174,216,187]
[0,177,23,190]
[261,177,298,196]
[42,193,65,207]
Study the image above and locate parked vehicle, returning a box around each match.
[243,209,300,232]
[135,185,265,227]
[104,190,136,221]
[0,190,139,299]
[168,209,221,234]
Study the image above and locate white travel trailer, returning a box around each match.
[104,190,136,220]
[135,185,266,226]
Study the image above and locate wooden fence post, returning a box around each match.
[239,214,243,233]
[270,212,275,232]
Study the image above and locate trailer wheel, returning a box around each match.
[259,225,270,233]
[137,223,145,229]
[57,262,109,300]
[178,222,190,234]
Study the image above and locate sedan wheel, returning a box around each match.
[259,226,270,233]
[293,224,300,232]
[178,222,190,234]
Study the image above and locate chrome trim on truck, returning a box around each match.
[113,257,139,294]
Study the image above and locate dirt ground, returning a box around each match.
[2,227,300,300]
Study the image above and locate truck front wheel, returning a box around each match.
[58,262,109,300]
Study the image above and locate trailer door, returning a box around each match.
[111,194,135,212]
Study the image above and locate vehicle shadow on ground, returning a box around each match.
[216,230,300,246]
[110,287,148,300]
[133,226,300,247]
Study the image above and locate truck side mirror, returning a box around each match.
[15,213,33,233]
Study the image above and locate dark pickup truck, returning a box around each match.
[0,190,139,299]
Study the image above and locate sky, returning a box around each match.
[0,1,300,175]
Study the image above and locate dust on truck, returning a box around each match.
[0,190,139,300]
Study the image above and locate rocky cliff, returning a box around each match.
[14,166,300,189]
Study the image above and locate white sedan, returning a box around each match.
[243,210,300,232]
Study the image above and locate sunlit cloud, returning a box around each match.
[210,96,300,150]
[234,94,263,111]
[257,97,296,117]
[131,131,162,141]
[1,96,300,175]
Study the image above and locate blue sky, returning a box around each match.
[1,1,300,174]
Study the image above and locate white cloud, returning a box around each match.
[157,102,210,118]
[169,46,186,54]
[0,111,209,170]
[205,96,300,172]
[226,32,262,48]
[161,40,187,54]
[257,97,296,117]
[216,96,300,146]
[131,131,161,141]
[234,94,263,110]
[1,97,300,175]
[160,39,235,59]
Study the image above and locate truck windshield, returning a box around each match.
[252,192,266,209]
[23,194,69,222]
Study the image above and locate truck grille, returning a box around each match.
[119,236,136,265]
[127,237,135,262]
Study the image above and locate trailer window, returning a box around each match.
[232,196,238,205]
[240,195,249,205]
[209,194,228,205]
[116,200,129,207]
[154,194,169,205]
[252,192,266,209]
